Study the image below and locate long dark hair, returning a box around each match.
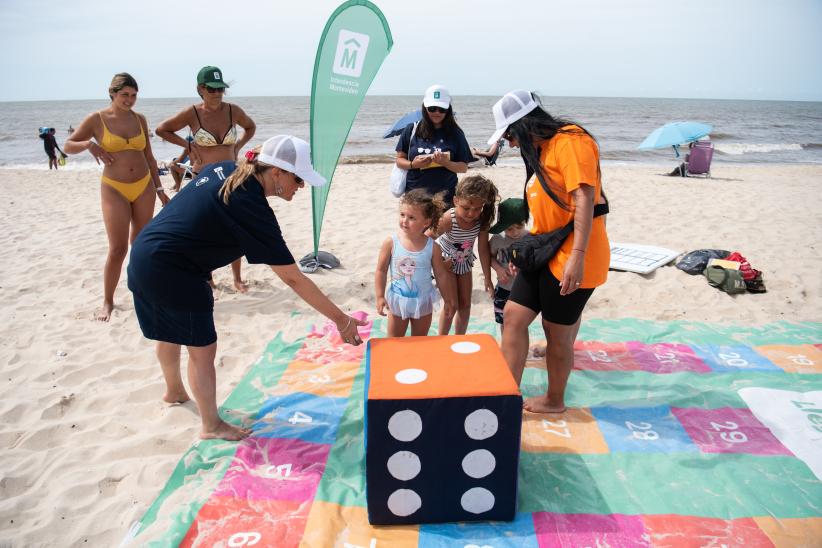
[416,104,461,141]
[507,94,599,212]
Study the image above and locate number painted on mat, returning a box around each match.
[626,421,659,440]
[263,463,292,478]
[309,374,332,384]
[791,400,822,433]
[717,352,749,367]
[228,532,261,546]
[541,419,571,438]
[587,350,613,363]
[710,420,748,443]
[287,411,313,425]
[788,354,814,366]
[653,351,678,365]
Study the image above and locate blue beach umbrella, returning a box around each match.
[382,109,423,138]
[638,121,712,157]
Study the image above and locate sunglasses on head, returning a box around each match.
[205,86,225,94]
[426,106,447,114]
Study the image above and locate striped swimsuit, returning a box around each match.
[436,208,481,275]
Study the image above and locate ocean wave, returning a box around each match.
[708,132,734,140]
[714,143,803,155]
[802,143,822,150]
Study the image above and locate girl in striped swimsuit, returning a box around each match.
[434,175,499,335]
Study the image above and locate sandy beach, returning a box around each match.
[1,162,820,546]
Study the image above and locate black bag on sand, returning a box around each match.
[676,249,731,275]
[510,174,609,272]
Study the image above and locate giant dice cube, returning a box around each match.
[365,334,522,525]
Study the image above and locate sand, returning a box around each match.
[0,162,820,545]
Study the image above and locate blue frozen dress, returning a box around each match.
[385,235,440,319]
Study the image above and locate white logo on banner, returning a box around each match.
[738,387,822,480]
[333,29,370,78]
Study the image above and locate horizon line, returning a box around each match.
[2,94,822,105]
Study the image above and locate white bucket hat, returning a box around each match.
[258,135,327,187]
[423,84,451,110]
[487,89,539,145]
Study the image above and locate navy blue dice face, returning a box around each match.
[365,395,522,525]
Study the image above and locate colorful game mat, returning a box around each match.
[125,316,822,547]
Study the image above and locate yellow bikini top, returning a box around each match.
[98,112,146,153]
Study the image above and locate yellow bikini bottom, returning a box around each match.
[101,172,151,203]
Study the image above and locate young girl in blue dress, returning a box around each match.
[375,190,456,337]
[434,174,499,335]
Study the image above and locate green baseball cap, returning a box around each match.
[197,66,229,89]
[490,198,528,234]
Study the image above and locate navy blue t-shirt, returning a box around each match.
[395,123,474,201]
[127,161,294,311]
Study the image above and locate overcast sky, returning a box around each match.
[2,0,820,102]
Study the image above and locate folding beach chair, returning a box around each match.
[685,141,714,178]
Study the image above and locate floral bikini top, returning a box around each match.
[191,104,238,147]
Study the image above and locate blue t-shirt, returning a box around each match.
[127,161,294,311]
[395,123,474,200]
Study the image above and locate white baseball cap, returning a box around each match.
[487,89,539,145]
[423,84,451,110]
[258,135,327,187]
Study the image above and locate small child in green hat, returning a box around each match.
[489,198,529,332]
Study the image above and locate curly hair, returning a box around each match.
[400,188,449,231]
[454,174,499,231]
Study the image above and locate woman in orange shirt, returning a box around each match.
[487,90,609,414]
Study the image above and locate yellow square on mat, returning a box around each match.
[521,408,609,454]
[301,500,419,547]
[754,345,822,374]
[274,359,361,398]
[753,516,822,547]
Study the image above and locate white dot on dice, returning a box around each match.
[388,409,423,442]
[450,341,481,354]
[464,409,498,440]
[387,488,422,516]
[461,487,495,514]
[395,368,428,384]
[387,451,421,481]
[462,449,496,478]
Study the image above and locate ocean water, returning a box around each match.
[3,95,821,169]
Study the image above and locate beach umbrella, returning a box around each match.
[638,121,712,157]
[382,109,422,138]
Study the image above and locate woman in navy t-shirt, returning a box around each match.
[395,85,475,205]
[128,135,365,441]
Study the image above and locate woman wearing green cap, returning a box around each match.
[157,66,257,292]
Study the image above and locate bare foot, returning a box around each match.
[96,301,114,322]
[529,342,547,359]
[233,279,249,293]
[163,391,191,405]
[200,420,251,441]
[523,395,566,414]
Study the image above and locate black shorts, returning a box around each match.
[508,267,595,326]
[133,291,217,347]
[493,285,510,324]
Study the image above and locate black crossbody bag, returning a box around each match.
[510,176,609,272]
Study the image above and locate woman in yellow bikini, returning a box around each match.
[64,73,168,322]
[156,66,256,292]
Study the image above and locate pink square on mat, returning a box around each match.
[672,407,793,456]
[533,512,650,547]
[627,342,711,374]
[214,437,331,502]
[573,341,643,371]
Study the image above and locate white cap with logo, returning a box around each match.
[487,89,539,145]
[258,135,327,187]
[423,84,451,110]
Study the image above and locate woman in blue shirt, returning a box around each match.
[395,85,475,205]
[128,135,364,441]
